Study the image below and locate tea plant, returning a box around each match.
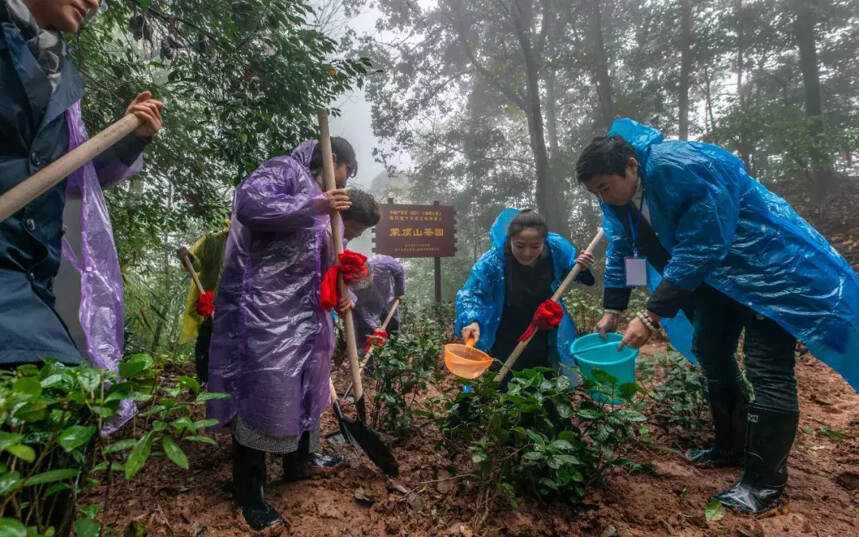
[370,332,443,435]
[0,355,226,537]
[647,351,708,430]
[440,368,648,525]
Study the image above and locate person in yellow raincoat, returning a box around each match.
[177,220,230,383]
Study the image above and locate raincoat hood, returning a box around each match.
[456,208,592,383]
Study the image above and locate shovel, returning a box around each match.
[329,379,399,476]
[317,109,367,422]
[494,229,606,382]
[342,296,402,400]
[0,114,141,223]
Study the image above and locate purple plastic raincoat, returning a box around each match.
[62,101,142,432]
[353,255,405,353]
[207,141,337,439]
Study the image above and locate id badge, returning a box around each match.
[625,256,648,287]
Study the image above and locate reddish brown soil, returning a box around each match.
[84,342,858,537]
[84,179,859,536]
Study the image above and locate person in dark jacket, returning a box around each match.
[0,0,163,369]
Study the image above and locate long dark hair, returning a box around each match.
[309,136,358,179]
[507,209,549,241]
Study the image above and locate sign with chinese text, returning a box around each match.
[373,204,456,258]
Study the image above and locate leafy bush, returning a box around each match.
[0,355,226,537]
[369,332,443,435]
[646,351,708,430]
[440,368,648,523]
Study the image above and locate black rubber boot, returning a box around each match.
[283,432,343,481]
[232,440,282,530]
[686,376,748,468]
[712,404,798,514]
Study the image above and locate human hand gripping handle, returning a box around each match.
[461,322,480,344]
[618,310,661,351]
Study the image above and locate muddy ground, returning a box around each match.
[83,341,858,537]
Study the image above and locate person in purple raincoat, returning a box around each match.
[207,137,373,530]
[353,254,406,356]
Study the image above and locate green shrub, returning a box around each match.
[646,351,708,430]
[369,332,443,435]
[440,368,648,523]
[0,356,226,537]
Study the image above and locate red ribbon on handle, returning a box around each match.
[320,250,369,311]
[517,299,563,342]
[365,328,389,353]
[195,291,215,317]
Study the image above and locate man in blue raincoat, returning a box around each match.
[576,118,859,514]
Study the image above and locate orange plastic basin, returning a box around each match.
[444,337,493,379]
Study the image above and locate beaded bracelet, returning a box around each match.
[636,311,659,334]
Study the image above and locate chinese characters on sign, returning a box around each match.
[373,204,456,258]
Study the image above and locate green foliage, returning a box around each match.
[0,358,224,536]
[369,332,443,435]
[65,1,370,356]
[645,351,708,431]
[440,368,648,520]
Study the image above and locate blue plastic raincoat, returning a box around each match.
[455,208,591,378]
[601,118,859,391]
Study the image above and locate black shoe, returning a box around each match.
[283,451,343,481]
[712,404,798,514]
[311,452,343,467]
[232,440,282,530]
[686,376,748,468]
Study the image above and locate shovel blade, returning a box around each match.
[341,415,399,476]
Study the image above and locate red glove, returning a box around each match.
[320,250,369,311]
[196,291,215,317]
[518,299,563,342]
[365,328,389,354]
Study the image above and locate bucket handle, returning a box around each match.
[574,340,621,356]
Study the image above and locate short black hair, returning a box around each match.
[575,135,636,183]
[342,189,380,227]
[508,209,548,240]
[310,136,358,179]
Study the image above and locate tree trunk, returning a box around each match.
[587,0,615,130]
[734,0,753,171]
[678,0,692,140]
[511,0,569,236]
[790,0,834,202]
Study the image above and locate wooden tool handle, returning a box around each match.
[494,229,606,382]
[380,297,401,331]
[0,114,142,223]
[329,377,339,404]
[318,109,364,403]
[179,250,206,294]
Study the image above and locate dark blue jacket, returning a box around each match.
[0,18,144,365]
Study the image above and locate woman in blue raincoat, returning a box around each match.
[206,138,367,530]
[575,118,859,515]
[455,209,595,386]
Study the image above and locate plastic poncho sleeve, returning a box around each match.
[602,210,635,310]
[454,249,503,346]
[646,153,740,317]
[393,263,406,297]
[234,159,329,232]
